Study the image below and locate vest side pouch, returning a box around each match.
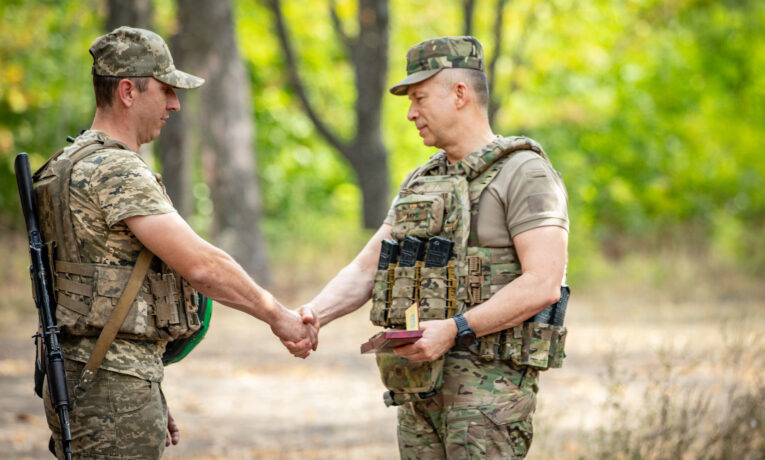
[376,351,445,395]
[418,266,450,320]
[178,278,201,339]
[370,268,392,327]
[391,194,445,241]
[389,266,418,326]
[91,265,160,340]
[510,322,567,370]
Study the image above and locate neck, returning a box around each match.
[91,107,139,152]
[442,119,496,164]
[442,124,497,163]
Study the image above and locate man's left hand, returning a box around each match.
[393,319,457,362]
[166,408,179,447]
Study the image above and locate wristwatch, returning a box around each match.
[453,314,476,349]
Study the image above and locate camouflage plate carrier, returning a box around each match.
[370,136,568,405]
[33,139,202,344]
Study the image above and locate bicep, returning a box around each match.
[124,212,215,277]
[352,224,393,275]
[514,225,568,284]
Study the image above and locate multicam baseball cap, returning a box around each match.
[89,26,204,89]
[389,36,484,95]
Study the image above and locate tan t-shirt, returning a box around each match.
[60,130,175,382]
[384,147,569,249]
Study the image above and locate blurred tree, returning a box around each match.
[462,0,533,128]
[106,0,153,31]
[165,0,270,283]
[267,0,390,229]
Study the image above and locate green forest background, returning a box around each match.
[1,1,764,458]
[1,0,763,287]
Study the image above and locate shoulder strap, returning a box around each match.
[74,248,154,398]
[461,136,546,181]
[33,139,129,264]
[400,152,447,190]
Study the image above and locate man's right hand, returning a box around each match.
[280,305,320,359]
[271,306,319,358]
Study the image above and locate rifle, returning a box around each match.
[15,153,73,460]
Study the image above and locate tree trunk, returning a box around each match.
[174,0,270,284]
[351,0,390,226]
[157,24,194,216]
[106,0,153,31]
[269,0,391,229]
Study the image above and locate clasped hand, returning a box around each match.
[273,305,319,359]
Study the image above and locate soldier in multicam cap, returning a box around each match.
[284,36,569,458]
[37,26,318,459]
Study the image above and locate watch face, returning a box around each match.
[457,331,476,348]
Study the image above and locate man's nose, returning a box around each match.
[407,104,418,121]
[168,89,181,111]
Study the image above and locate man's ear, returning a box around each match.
[453,81,470,110]
[116,79,136,108]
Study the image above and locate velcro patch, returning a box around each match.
[526,193,557,214]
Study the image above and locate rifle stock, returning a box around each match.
[15,153,73,460]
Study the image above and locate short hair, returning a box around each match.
[93,75,149,108]
[439,68,489,110]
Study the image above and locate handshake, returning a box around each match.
[269,304,320,359]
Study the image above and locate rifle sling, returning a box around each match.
[75,248,153,397]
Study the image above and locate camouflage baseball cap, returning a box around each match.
[389,36,484,95]
[89,26,204,89]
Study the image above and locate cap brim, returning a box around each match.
[389,69,442,95]
[156,69,205,89]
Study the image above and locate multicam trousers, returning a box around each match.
[397,349,539,459]
[43,359,167,460]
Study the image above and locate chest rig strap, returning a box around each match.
[74,248,154,399]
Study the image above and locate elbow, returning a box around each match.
[545,285,561,306]
[185,264,215,289]
[538,278,562,307]
[183,251,227,290]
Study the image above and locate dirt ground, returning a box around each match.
[2,277,764,459]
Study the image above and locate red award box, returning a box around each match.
[360,330,423,354]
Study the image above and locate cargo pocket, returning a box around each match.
[370,268,393,327]
[391,194,445,241]
[109,375,152,414]
[376,351,445,395]
[418,266,451,320]
[445,390,536,459]
[388,266,418,326]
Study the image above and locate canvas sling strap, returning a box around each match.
[73,248,154,399]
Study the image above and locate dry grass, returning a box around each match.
[1,231,764,459]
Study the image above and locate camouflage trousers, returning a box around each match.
[43,359,167,459]
[397,349,538,459]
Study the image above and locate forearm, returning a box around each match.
[463,271,561,337]
[464,225,568,337]
[304,224,391,326]
[124,213,288,326]
[304,259,374,326]
[186,245,285,325]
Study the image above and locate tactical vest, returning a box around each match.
[33,139,202,343]
[370,136,568,404]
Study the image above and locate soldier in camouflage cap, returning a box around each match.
[284,36,569,459]
[390,35,484,95]
[38,26,318,459]
[90,26,204,89]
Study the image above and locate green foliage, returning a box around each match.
[0,0,103,226]
[1,0,763,278]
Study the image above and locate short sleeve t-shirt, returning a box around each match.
[60,130,175,382]
[384,142,569,250]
